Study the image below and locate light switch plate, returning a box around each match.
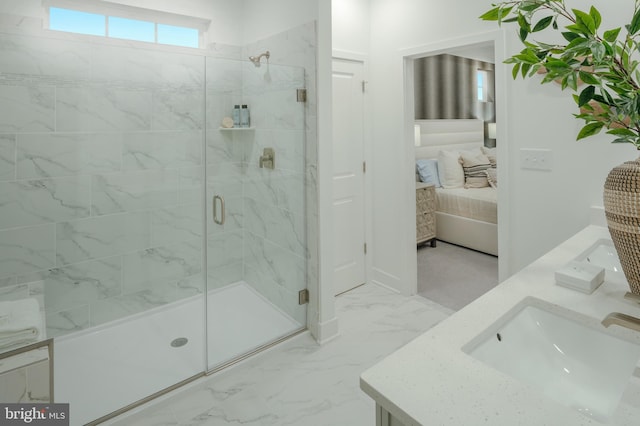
[520,148,553,171]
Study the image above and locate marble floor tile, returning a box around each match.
[106,284,451,426]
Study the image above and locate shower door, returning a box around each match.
[205,57,308,370]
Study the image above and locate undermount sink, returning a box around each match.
[462,297,640,422]
[575,239,626,284]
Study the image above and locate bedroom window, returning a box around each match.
[45,0,209,49]
[477,70,489,102]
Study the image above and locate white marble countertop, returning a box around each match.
[360,226,640,425]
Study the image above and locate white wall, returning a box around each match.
[242,0,318,43]
[0,0,43,17]
[367,0,638,293]
[332,0,370,55]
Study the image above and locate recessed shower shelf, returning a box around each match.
[219,127,255,131]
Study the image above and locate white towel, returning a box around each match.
[0,298,42,349]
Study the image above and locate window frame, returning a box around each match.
[44,0,210,49]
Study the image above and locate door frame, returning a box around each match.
[332,49,372,290]
[399,29,510,295]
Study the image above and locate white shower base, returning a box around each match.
[54,281,302,426]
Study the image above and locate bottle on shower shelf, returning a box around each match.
[240,104,250,128]
[232,105,241,127]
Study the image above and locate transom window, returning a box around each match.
[45,1,209,49]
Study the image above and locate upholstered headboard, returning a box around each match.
[415,119,485,159]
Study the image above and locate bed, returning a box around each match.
[415,119,498,256]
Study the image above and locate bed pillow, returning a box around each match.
[485,168,498,188]
[459,151,491,188]
[416,159,441,187]
[481,146,497,168]
[437,150,464,188]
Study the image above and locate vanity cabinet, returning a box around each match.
[376,404,407,426]
[416,183,436,246]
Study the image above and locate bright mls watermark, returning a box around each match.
[1,404,69,425]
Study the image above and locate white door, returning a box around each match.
[332,58,366,295]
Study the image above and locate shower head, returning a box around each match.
[249,50,270,67]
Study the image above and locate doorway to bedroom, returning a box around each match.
[408,39,502,312]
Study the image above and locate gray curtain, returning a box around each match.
[414,54,495,120]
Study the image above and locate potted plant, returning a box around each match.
[481,0,640,295]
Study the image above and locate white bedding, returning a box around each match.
[435,187,497,224]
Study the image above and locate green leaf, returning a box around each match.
[567,73,578,91]
[498,6,513,21]
[607,128,636,137]
[590,42,606,62]
[629,8,640,35]
[479,7,500,21]
[514,48,539,64]
[578,85,596,106]
[533,16,553,32]
[565,23,589,36]
[603,27,621,43]
[521,63,531,78]
[592,94,610,105]
[577,122,604,140]
[544,59,571,72]
[562,32,581,42]
[589,6,602,30]
[519,27,529,42]
[480,6,514,22]
[519,2,541,13]
[517,13,531,33]
[512,63,521,80]
[528,64,542,77]
[578,71,599,85]
[573,9,596,34]
[611,138,635,145]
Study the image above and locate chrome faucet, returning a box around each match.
[602,312,640,333]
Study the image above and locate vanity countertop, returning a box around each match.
[360,226,640,425]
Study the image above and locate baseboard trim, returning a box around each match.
[315,316,339,344]
[371,267,402,294]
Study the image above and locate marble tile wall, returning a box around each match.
[239,61,307,325]
[244,22,318,331]
[0,31,207,338]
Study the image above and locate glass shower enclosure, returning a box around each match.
[0,30,308,425]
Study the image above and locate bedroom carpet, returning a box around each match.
[417,240,498,311]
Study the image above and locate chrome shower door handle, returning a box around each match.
[213,195,225,225]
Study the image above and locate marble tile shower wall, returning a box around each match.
[243,22,318,329]
[204,56,307,325]
[241,62,307,325]
[0,32,207,337]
